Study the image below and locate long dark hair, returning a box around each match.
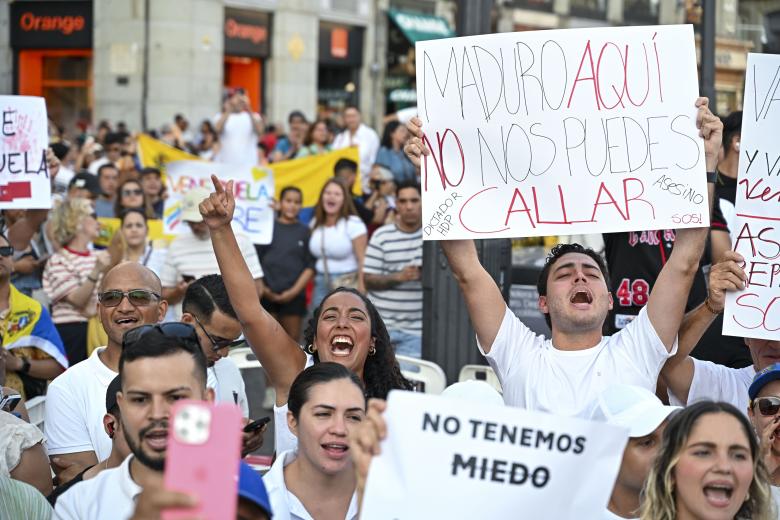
[303,287,413,399]
[381,120,401,149]
[115,179,154,219]
[288,362,365,420]
[311,178,358,230]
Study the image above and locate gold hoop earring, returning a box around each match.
[369,345,376,356]
[306,344,316,355]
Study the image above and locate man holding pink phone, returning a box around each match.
[53,324,271,520]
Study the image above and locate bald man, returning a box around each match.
[44,262,168,482]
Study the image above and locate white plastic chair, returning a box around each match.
[229,346,261,370]
[396,355,447,394]
[458,364,503,394]
[25,395,46,431]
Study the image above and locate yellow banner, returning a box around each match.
[95,217,171,248]
[272,146,362,205]
[136,134,201,176]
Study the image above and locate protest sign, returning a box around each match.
[723,53,780,339]
[0,96,51,208]
[361,391,628,519]
[163,161,274,244]
[416,25,708,240]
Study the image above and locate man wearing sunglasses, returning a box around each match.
[45,262,168,484]
[180,274,266,456]
[748,364,780,490]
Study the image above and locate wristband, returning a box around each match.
[19,357,31,374]
[703,297,722,315]
[706,171,717,183]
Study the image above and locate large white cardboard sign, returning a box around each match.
[724,53,780,339]
[0,96,51,208]
[416,25,708,240]
[163,160,274,244]
[360,391,628,519]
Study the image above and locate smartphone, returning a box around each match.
[242,416,271,433]
[162,400,243,520]
[1,393,22,412]
[181,274,195,283]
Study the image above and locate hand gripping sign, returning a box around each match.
[416,25,708,240]
[0,96,51,209]
[724,53,780,340]
[361,391,628,518]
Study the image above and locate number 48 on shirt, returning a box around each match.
[616,278,650,307]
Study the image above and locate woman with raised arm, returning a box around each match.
[199,175,412,454]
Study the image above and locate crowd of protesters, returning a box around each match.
[0,73,777,520]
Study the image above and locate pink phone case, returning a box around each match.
[162,400,243,520]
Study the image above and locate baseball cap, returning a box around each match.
[441,381,504,407]
[238,461,272,517]
[586,384,680,438]
[180,186,211,223]
[68,171,102,197]
[749,363,780,400]
[105,375,122,414]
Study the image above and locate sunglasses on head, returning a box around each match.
[122,189,143,197]
[98,289,160,308]
[122,322,199,349]
[753,396,780,416]
[0,246,14,257]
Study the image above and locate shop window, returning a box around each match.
[569,0,607,19]
[506,0,554,12]
[624,0,660,24]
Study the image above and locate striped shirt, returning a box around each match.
[42,248,99,324]
[0,476,53,520]
[364,224,422,335]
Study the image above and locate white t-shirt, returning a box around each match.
[668,358,755,411]
[212,112,259,166]
[54,455,140,520]
[481,306,676,417]
[45,348,116,460]
[309,216,367,274]
[332,124,380,192]
[208,357,249,417]
[160,229,263,318]
[273,354,314,454]
[603,510,638,520]
[264,450,358,520]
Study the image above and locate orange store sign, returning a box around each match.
[225,18,267,44]
[19,12,85,35]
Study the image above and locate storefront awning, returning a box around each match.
[388,9,454,43]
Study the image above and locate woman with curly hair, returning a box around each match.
[42,198,112,364]
[640,401,775,520]
[199,175,412,454]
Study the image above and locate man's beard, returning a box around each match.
[123,419,168,472]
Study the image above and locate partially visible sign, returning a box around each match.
[361,391,628,518]
[319,23,364,66]
[0,96,51,209]
[163,161,275,245]
[10,1,93,49]
[224,8,271,58]
[723,53,780,339]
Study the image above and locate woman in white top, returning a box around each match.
[641,401,774,520]
[116,208,166,277]
[200,175,411,455]
[264,362,364,520]
[746,366,780,518]
[308,178,367,306]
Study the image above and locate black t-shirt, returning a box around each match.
[255,221,315,293]
[47,465,92,505]
[715,171,738,205]
[353,196,374,227]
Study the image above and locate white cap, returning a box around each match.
[180,186,211,222]
[586,384,680,438]
[441,381,504,407]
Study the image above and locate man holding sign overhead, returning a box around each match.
[406,96,721,417]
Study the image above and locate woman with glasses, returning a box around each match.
[43,198,114,364]
[113,179,155,220]
[747,364,780,513]
[264,363,364,520]
[200,176,410,455]
[641,401,775,520]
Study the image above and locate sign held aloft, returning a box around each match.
[0,96,51,209]
[360,391,628,518]
[416,25,708,240]
[724,53,780,339]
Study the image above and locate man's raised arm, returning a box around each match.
[645,97,723,351]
